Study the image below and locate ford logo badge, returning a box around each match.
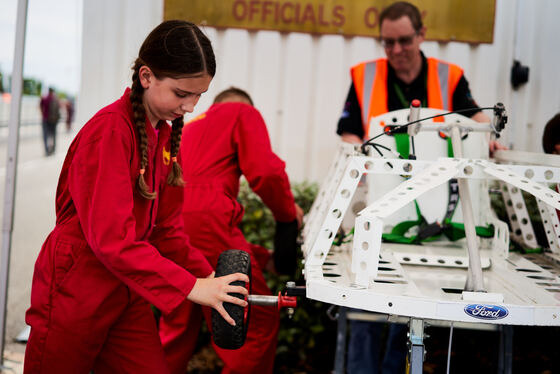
[464,304,509,320]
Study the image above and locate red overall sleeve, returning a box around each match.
[68,114,198,315]
[233,105,296,223]
[149,176,213,278]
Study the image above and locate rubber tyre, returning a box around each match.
[211,249,251,350]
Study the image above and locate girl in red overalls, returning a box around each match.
[23,20,248,374]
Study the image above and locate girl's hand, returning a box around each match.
[187,272,249,326]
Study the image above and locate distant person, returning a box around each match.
[24,20,249,374]
[39,87,60,156]
[65,97,75,132]
[159,87,303,374]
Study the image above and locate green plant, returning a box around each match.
[187,180,338,373]
[23,78,41,96]
[237,180,338,373]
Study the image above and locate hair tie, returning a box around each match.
[139,168,145,175]
[171,156,177,163]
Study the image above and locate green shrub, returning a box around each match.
[187,180,338,373]
[238,180,338,373]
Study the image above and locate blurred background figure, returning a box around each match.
[39,87,60,156]
[64,96,75,132]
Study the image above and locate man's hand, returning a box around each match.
[471,111,508,156]
[341,132,363,144]
[489,140,508,157]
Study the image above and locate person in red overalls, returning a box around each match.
[24,21,249,374]
[159,87,303,374]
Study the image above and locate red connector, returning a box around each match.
[277,292,297,310]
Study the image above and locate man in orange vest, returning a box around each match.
[336,2,501,373]
[337,1,494,144]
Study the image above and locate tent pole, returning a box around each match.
[0,0,29,365]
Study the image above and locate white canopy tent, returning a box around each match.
[0,0,28,366]
[78,0,560,183]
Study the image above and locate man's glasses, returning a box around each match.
[380,32,419,49]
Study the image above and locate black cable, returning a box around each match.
[368,142,392,153]
[360,106,497,154]
[362,142,395,157]
[370,144,385,157]
[363,142,402,169]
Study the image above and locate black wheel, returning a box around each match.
[211,249,251,349]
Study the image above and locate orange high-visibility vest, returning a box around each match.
[351,57,463,138]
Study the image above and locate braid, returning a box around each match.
[167,117,185,186]
[130,63,157,200]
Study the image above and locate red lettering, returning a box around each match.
[318,5,329,26]
[332,5,345,27]
[262,1,274,22]
[274,1,280,23]
[232,1,348,30]
[300,4,316,25]
[232,0,247,21]
[281,3,294,23]
[364,7,379,29]
[249,0,260,22]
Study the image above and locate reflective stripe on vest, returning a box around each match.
[351,57,463,138]
[438,62,449,109]
[361,62,376,127]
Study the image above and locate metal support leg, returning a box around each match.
[498,325,513,374]
[450,126,485,292]
[333,307,348,374]
[407,318,425,374]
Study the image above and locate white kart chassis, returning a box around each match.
[302,109,560,327]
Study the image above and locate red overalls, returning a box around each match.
[159,102,296,374]
[24,89,213,374]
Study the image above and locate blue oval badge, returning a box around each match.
[464,304,509,320]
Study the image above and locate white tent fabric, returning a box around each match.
[78,0,560,183]
[1,0,28,364]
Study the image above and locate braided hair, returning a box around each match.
[130,20,216,199]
